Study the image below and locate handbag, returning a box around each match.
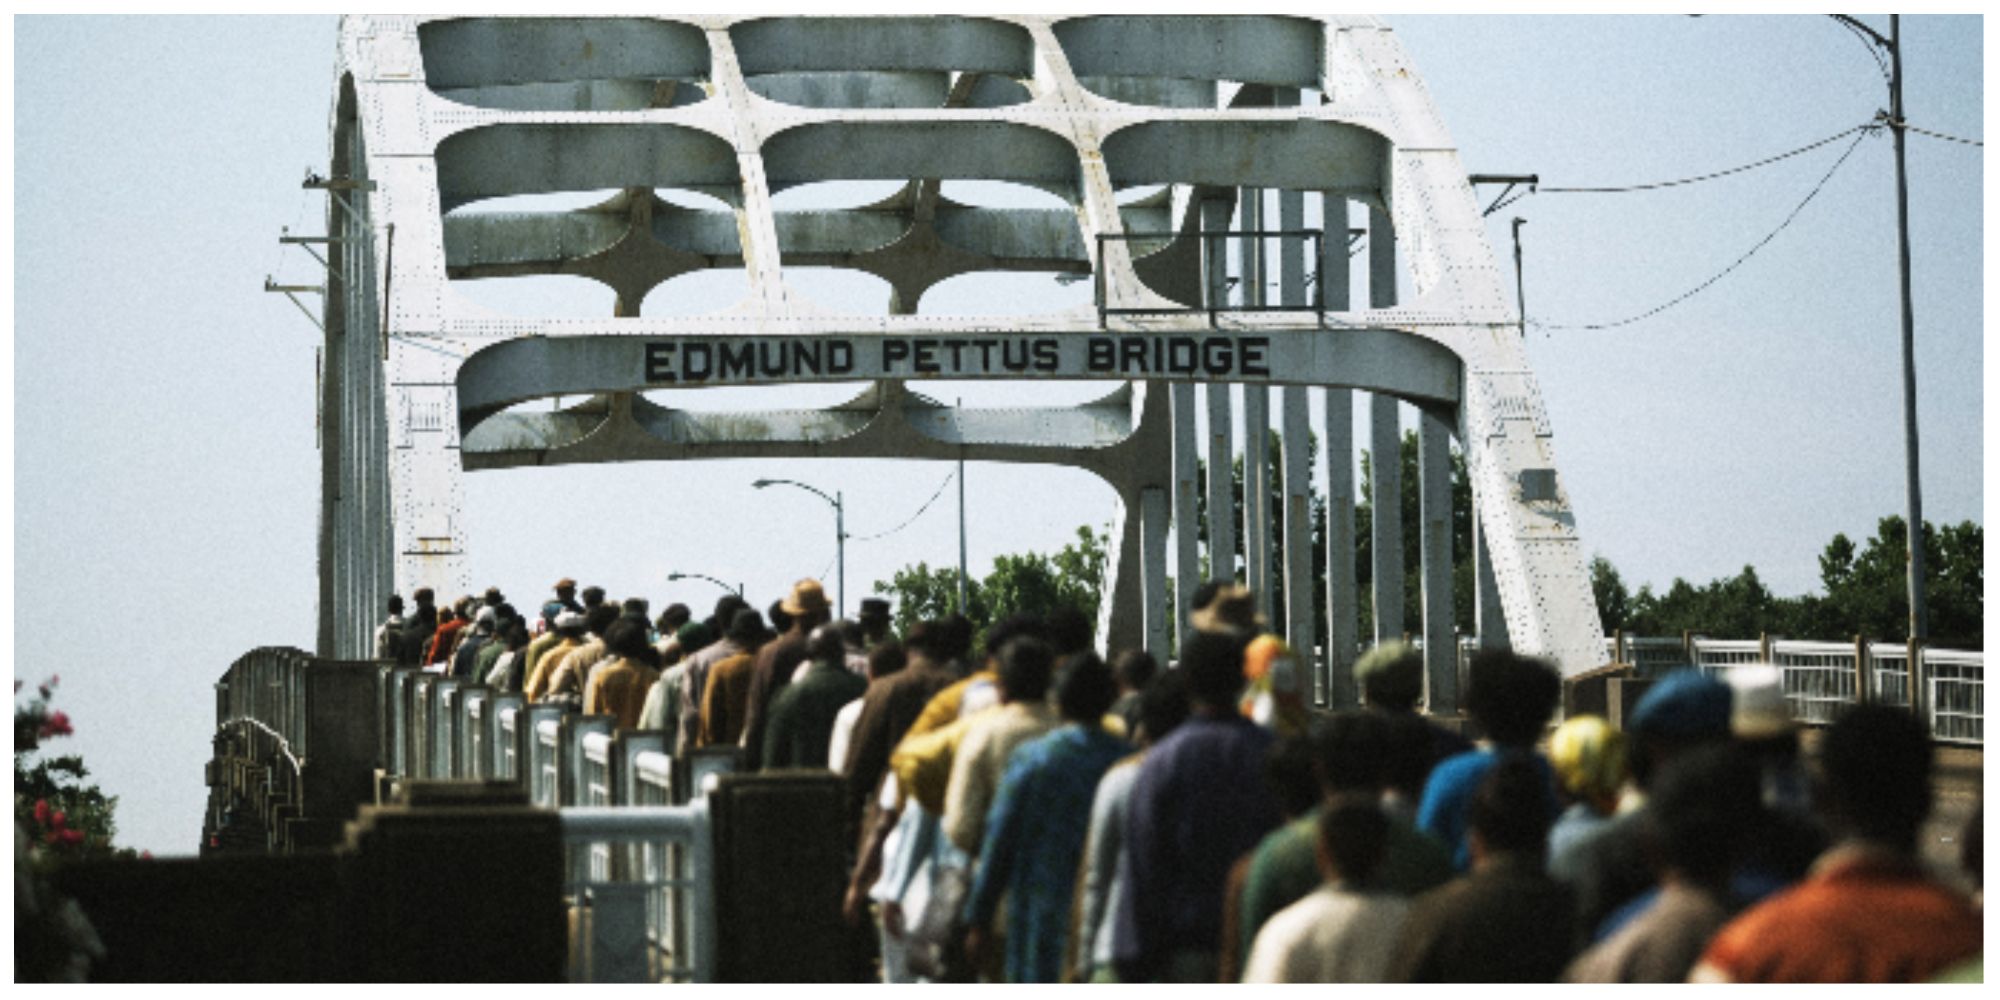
[904,864,973,981]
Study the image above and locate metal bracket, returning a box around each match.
[264,277,325,333]
[1468,173,1540,218]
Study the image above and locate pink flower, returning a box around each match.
[58,829,84,847]
[38,711,72,739]
[140,850,153,860]
[32,799,49,825]
[50,810,66,830]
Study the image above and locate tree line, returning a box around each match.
[878,430,1983,652]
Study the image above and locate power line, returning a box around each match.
[1538,127,1874,332]
[848,469,955,542]
[1540,123,1874,194]
[1906,123,1983,147]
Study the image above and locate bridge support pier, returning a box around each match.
[1418,408,1459,714]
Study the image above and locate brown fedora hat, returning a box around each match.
[780,578,831,617]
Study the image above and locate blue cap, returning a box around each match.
[541,601,566,621]
[1629,669,1733,741]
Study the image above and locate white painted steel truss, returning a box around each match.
[317,14,1605,699]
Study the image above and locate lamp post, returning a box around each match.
[753,478,846,619]
[666,571,743,598]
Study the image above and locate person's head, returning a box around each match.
[984,613,1045,667]
[1549,715,1627,815]
[1045,605,1095,658]
[1626,669,1734,790]
[491,602,518,629]
[657,603,692,634]
[472,605,498,634]
[542,601,565,629]
[620,597,650,622]
[605,619,652,660]
[554,577,576,600]
[1135,668,1192,747]
[1467,750,1554,863]
[413,587,436,609]
[1355,640,1424,712]
[996,635,1055,705]
[1463,649,1561,747]
[709,594,747,630]
[505,618,531,650]
[580,585,606,609]
[676,620,715,656]
[1054,652,1118,725]
[936,614,975,667]
[481,586,505,608]
[386,594,405,616]
[1818,703,1933,854]
[903,619,952,667]
[1111,649,1157,695]
[1316,794,1391,888]
[835,619,865,653]
[780,579,832,630]
[1265,732,1322,820]
[1646,741,1762,889]
[867,640,907,682]
[766,600,793,635]
[1179,628,1251,709]
[554,611,588,639]
[858,597,892,639]
[1309,709,1388,796]
[1186,578,1230,622]
[438,608,456,625]
[806,623,846,666]
[585,603,621,639]
[725,608,771,651]
[453,594,476,618]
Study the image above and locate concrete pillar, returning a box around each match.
[1140,486,1171,656]
[1418,409,1458,714]
[1368,205,1403,644]
[1170,383,1201,654]
[1203,195,1236,590]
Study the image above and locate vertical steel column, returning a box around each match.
[1418,409,1458,713]
[1240,189,1271,617]
[1277,167,1315,668]
[1140,487,1171,656]
[1321,193,1358,707]
[1171,383,1201,654]
[1368,206,1404,643]
[1202,198,1236,590]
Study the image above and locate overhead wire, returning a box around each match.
[847,469,956,542]
[1539,122,1874,194]
[1905,123,1983,147]
[1536,125,1875,332]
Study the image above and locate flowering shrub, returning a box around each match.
[14,676,127,861]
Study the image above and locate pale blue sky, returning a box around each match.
[13,15,1984,855]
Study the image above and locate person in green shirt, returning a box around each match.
[1236,710,1454,965]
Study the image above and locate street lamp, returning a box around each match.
[666,571,743,598]
[752,478,846,619]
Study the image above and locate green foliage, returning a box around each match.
[1589,517,1982,647]
[14,677,134,862]
[875,525,1109,650]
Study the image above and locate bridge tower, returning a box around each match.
[314,15,1605,699]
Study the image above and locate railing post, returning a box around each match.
[1853,634,1870,705]
[1681,629,1694,668]
[1909,635,1928,727]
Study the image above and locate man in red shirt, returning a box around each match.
[1691,704,1981,983]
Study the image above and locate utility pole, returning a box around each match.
[957,398,969,614]
[1887,14,1927,646]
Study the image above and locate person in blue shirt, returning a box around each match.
[1416,649,1562,871]
[962,652,1131,982]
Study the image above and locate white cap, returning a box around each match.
[1728,664,1793,739]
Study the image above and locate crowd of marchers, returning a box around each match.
[374,575,1984,984]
